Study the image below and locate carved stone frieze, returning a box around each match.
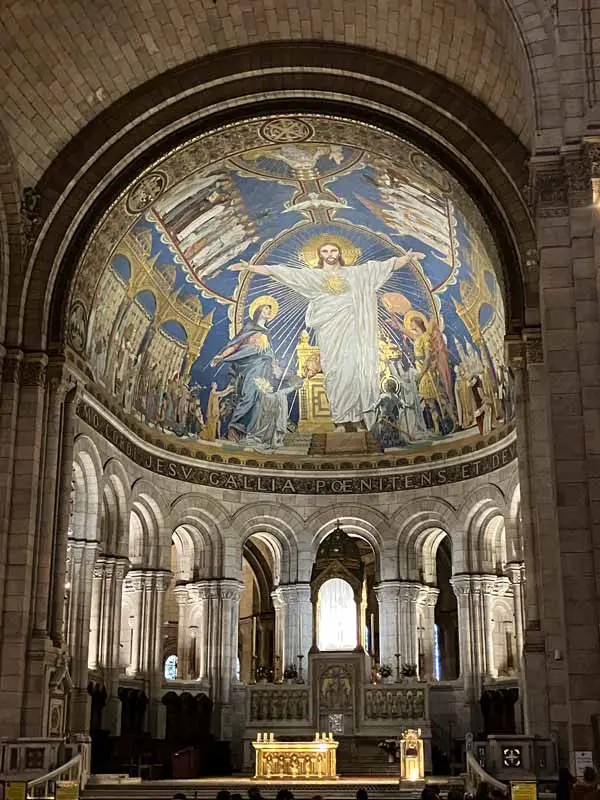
[364,686,426,720]
[248,686,310,722]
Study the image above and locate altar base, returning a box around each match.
[253,733,338,780]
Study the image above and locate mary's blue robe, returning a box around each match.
[214,322,277,439]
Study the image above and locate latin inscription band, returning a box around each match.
[77,400,516,495]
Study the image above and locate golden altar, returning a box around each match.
[252,732,338,779]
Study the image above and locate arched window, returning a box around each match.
[317,578,356,651]
[164,654,178,680]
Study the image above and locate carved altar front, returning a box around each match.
[252,732,338,779]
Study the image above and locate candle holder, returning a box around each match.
[296,654,305,684]
[250,655,258,684]
[395,653,401,682]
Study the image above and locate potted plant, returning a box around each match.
[378,663,394,683]
[401,663,418,679]
[283,663,298,683]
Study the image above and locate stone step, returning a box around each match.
[82,776,461,800]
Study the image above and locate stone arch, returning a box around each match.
[71,435,104,544]
[11,40,538,357]
[0,0,562,189]
[231,502,303,585]
[393,497,458,581]
[130,479,170,570]
[101,459,131,556]
[0,117,22,345]
[459,484,508,573]
[171,525,197,583]
[307,504,391,581]
[168,494,229,578]
[505,480,523,563]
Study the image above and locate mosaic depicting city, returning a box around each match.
[69,116,514,457]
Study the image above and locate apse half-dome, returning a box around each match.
[67,115,515,466]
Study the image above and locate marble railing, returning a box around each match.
[364,684,428,720]
[248,685,310,722]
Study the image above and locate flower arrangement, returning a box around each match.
[378,663,393,679]
[378,738,400,762]
[401,663,418,678]
[283,663,298,680]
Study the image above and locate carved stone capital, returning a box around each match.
[449,574,472,596]
[504,335,526,369]
[217,579,244,601]
[530,158,568,217]
[585,138,600,180]
[374,580,402,602]
[523,327,544,365]
[21,354,48,388]
[505,561,525,585]
[2,350,23,384]
[564,149,592,207]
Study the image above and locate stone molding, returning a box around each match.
[93,555,129,581]
[76,397,517,494]
[450,573,510,597]
[177,578,244,601]
[124,568,171,592]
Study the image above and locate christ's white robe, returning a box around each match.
[263,259,397,426]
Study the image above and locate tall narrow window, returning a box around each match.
[317,578,356,651]
[164,654,178,680]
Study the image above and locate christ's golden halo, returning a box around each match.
[300,233,361,268]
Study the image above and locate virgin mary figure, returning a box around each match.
[210,295,284,444]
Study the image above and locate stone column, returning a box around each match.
[0,353,51,736]
[375,581,401,668]
[450,575,476,684]
[398,582,423,670]
[526,149,600,753]
[173,585,191,680]
[417,586,440,681]
[123,571,144,677]
[272,583,312,672]
[212,579,243,739]
[67,539,101,733]
[99,557,129,735]
[506,562,526,667]
[147,571,170,738]
[271,587,286,676]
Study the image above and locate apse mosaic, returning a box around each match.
[68,115,514,458]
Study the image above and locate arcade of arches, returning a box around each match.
[1,0,600,783]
